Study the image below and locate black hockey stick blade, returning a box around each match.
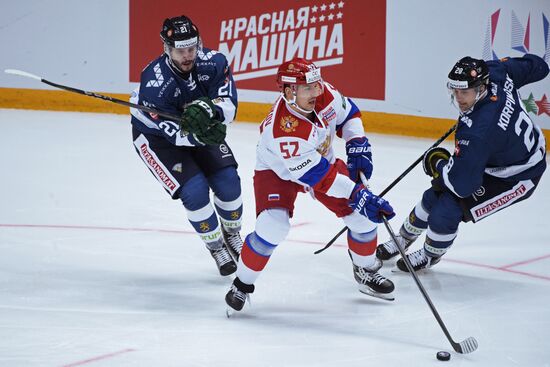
[454,336,478,354]
[382,216,478,354]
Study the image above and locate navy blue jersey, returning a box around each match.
[442,54,548,198]
[130,48,238,146]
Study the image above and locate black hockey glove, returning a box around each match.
[195,122,227,145]
[180,97,218,136]
[422,147,451,178]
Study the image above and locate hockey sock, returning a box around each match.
[401,203,429,239]
[186,203,223,248]
[214,195,243,233]
[236,232,278,285]
[424,227,457,257]
[347,229,377,268]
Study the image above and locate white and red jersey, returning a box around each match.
[256,82,364,199]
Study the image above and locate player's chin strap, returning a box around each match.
[163,42,203,76]
[451,86,488,115]
[282,86,316,115]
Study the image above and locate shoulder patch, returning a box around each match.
[314,86,335,111]
[145,63,164,88]
[280,115,300,133]
[272,104,313,139]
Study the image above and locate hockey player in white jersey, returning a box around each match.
[225,58,396,312]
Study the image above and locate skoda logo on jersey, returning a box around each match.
[219,144,229,154]
[474,186,486,197]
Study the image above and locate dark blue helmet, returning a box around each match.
[160,15,200,49]
[447,57,489,89]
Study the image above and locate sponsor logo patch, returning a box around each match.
[139,143,177,192]
[472,183,529,220]
[321,107,336,122]
[289,158,312,171]
[146,63,164,87]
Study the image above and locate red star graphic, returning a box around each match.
[535,94,550,116]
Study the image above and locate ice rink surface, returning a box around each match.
[1,109,549,367]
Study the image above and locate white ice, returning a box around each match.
[1,109,549,367]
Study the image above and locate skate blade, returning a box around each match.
[358,285,395,301]
[391,265,430,274]
[391,266,408,273]
[226,307,238,318]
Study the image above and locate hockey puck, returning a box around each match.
[436,351,451,361]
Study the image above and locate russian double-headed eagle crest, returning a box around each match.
[280,115,299,133]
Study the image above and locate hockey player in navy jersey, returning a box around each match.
[129,15,243,276]
[377,54,548,271]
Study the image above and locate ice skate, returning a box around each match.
[394,248,441,272]
[222,228,243,261]
[225,277,255,316]
[352,256,395,301]
[376,232,416,260]
[209,246,237,276]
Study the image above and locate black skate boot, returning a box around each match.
[351,253,395,301]
[222,228,243,261]
[376,230,417,261]
[208,245,237,276]
[395,248,441,272]
[225,277,255,314]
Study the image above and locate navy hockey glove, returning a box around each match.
[195,122,227,145]
[349,184,395,223]
[346,137,373,182]
[422,147,451,178]
[180,97,218,136]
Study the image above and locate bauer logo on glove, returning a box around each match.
[346,137,373,182]
[349,184,395,223]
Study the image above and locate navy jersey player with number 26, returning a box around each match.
[129,15,244,277]
[377,54,548,272]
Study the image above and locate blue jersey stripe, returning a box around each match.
[298,157,330,186]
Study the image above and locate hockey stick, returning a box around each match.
[381,215,478,354]
[314,122,458,255]
[4,69,185,123]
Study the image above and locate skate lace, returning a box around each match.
[382,235,409,254]
[382,237,400,253]
[226,233,243,252]
[369,272,387,285]
[231,285,247,302]
[356,267,386,285]
[408,250,427,267]
[212,248,233,265]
